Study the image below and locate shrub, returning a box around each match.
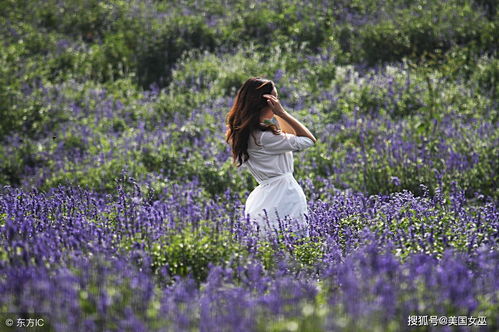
[148,224,247,284]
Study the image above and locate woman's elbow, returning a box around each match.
[305,136,317,145]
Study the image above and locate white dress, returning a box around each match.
[241,129,315,235]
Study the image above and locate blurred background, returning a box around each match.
[0,0,497,202]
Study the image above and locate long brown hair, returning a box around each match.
[225,77,281,167]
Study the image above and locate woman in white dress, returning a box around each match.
[225,77,317,236]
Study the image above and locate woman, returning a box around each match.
[225,77,317,235]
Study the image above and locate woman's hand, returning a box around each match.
[263,94,286,117]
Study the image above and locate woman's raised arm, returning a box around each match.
[263,94,317,143]
[275,114,296,135]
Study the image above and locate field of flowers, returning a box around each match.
[0,0,497,331]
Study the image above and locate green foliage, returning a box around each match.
[354,0,490,65]
[0,43,48,139]
[72,255,152,331]
[472,54,498,100]
[293,238,325,268]
[41,158,148,194]
[148,224,247,283]
[0,139,48,187]
[135,15,218,89]
[368,202,496,260]
[255,301,327,332]
[256,241,278,271]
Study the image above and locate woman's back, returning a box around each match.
[243,129,314,184]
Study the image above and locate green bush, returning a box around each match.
[135,15,218,89]
[0,42,52,140]
[356,0,487,65]
[148,224,247,283]
[41,158,148,194]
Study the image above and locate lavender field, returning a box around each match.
[0,0,497,331]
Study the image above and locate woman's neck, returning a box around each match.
[259,115,274,122]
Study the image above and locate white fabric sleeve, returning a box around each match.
[261,131,315,154]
